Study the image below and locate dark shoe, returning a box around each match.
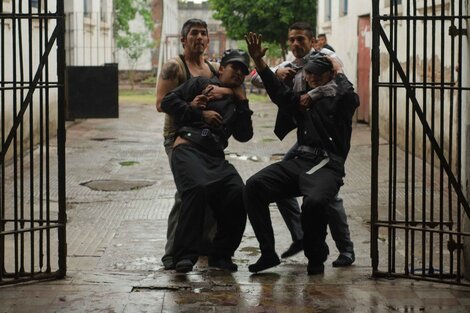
[332,253,355,267]
[280,240,303,258]
[307,262,325,275]
[208,256,238,272]
[248,254,280,273]
[162,257,174,270]
[175,259,193,273]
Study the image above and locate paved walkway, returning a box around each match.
[1,96,470,312]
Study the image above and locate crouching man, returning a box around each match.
[244,33,359,275]
[161,49,253,273]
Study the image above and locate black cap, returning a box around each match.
[304,56,333,75]
[221,49,250,75]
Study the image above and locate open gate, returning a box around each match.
[371,0,469,285]
[0,1,66,285]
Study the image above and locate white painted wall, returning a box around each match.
[317,0,371,87]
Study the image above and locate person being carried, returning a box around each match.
[250,22,355,267]
[156,18,233,270]
[244,32,359,274]
[160,49,253,273]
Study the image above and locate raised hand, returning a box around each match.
[245,32,268,70]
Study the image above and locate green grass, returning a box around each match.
[248,92,269,102]
[119,88,155,105]
[119,88,269,105]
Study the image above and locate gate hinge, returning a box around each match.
[449,25,468,37]
[448,239,464,252]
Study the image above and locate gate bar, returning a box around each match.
[376,24,470,221]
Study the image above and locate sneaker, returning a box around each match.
[307,262,325,275]
[175,259,193,273]
[248,254,280,273]
[332,253,355,267]
[208,256,238,272]
[280,240,303,258]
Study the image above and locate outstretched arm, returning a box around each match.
[245,32,298,113]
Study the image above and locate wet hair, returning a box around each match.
[288,22,315,39]
[180,18,208,38]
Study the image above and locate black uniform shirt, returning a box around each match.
[161,76,253,151]
[257,67,359,160]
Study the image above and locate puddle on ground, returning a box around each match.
[90,137,115,141]
[80,179,155,191]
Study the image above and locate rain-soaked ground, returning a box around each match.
[1,97,470,312]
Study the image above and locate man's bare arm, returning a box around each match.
[155,60,181,112]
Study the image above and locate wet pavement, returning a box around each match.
[2,95,470,312]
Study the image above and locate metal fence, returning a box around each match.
[371,0,469,285]
[0,0,66,285]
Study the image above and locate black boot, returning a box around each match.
[248,253,280,273]
[280,240,303,258]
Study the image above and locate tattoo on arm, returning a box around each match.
[161,62,179,80]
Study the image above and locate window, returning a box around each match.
[324,0,331,21]
[32,0,39,8]
[84,0,92,17]
[340,0,348,16]
[100,0,107,22]
[385,0,402,6]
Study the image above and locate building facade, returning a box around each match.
[65,0,115,66]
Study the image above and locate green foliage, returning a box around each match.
[209,0,317,58]
[115,0,154,64]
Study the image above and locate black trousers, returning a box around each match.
[244,155,344,265]
[170,144,247,264]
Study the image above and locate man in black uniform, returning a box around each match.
[244,32,359,274]
[161,49,253,273]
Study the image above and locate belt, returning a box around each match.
[296,145,328,157]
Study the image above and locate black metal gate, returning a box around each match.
[0,1,66,285]
[371,0,469,285]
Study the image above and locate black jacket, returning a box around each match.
[258,67,359,160]
[161,76,253,152]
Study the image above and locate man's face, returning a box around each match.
[218,63,246,87]
[317,36,326,48]
[288,29,313,59]
[182,26,209,54]
[304,70,332,88]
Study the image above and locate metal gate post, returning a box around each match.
[56,0,67,279]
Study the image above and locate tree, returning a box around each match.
[208,0,317,59]
[114,0,154,88]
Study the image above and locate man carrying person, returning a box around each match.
[160,49,253,273]
[156,18,233,270]
[250,22,355,267]
[244,32,359,274]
